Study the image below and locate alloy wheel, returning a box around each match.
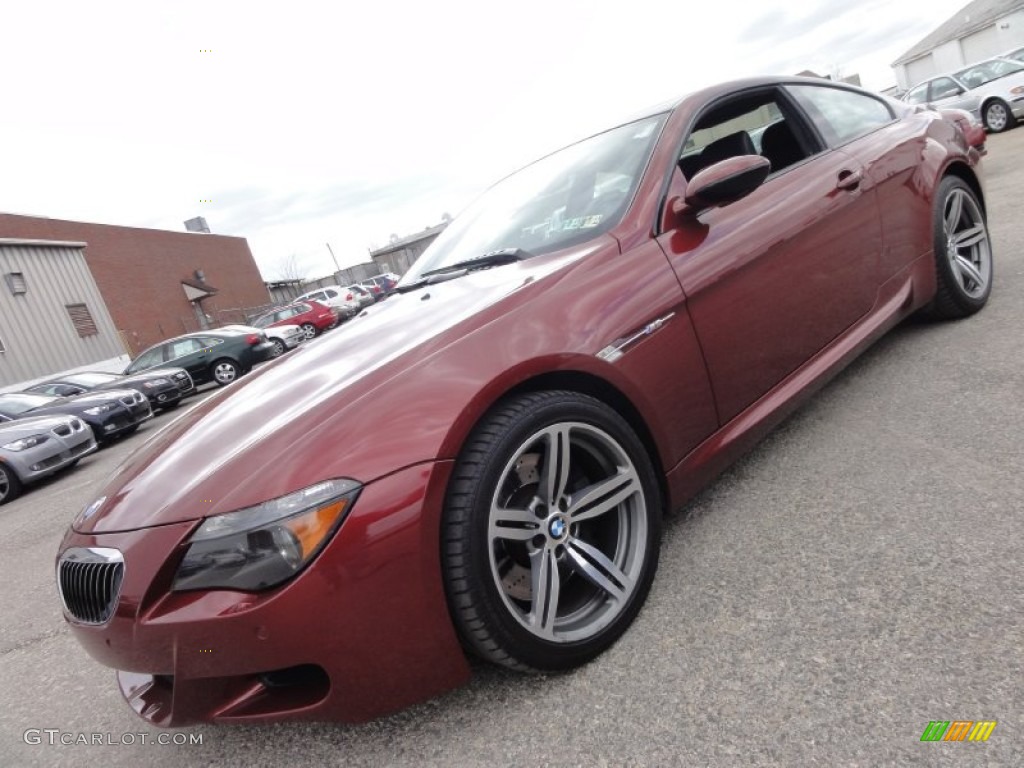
[943,187,991,299]
[487,421,648,643]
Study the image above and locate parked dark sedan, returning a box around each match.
[125,328,276,387]
[57,76,990,726]
[0,390,151,444]
[25,369,194,411]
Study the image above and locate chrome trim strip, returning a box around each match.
[596,312,676,363]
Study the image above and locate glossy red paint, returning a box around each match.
[61,462,470,724]
[57,77,985,724]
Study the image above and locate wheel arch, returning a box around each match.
[942,160,986,217]
[439,366,669,516]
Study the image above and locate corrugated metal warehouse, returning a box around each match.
[0,213,270,389]
[0,238,123,387]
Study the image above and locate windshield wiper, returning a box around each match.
[420,248,529,278]
[395,248,530,293]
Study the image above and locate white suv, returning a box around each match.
[295,286,360,319]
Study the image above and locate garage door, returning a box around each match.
[906,55,935,87]
[962,26,1000,65]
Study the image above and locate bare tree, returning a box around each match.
[271,254,307,282]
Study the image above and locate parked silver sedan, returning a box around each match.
[0,414,97,504]
[903,56,1024,132]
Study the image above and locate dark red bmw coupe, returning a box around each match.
[56,77,993,725]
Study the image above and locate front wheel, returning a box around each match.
[269,339,286,358]
[300,323,317,340]
[211,359,241,386]
[921,176,993,320]
[442,391,661,672]
[0,463,22,505]
[983,99,1015,133]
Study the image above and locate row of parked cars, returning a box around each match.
[0,274,403,505]
[0,366,194,505]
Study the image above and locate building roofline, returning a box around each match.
[0,237,88,248]
[0,211,248,242]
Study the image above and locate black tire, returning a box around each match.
[300,323,317,340]
[983,99,1015,133]
[442,390,662,672]
[0,462,22,505]
[920,176,993,320]
[269,339,286,358]
[210,358,241,386]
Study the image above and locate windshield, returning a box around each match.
[64,372,118,386]
[955,58,1024,88]
[401,113,667,284]
[0,394,55,414]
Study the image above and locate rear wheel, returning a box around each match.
[442,391,661,672]
[211,359,241,386]
[921,176,993,319]
[0,463,22,505]
[983,99,1015,133]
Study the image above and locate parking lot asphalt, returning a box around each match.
[1,131,1022,767]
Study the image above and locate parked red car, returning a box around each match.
[252,300,337,340]
[57,76,991,726]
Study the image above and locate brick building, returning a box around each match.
[0,214,270,355]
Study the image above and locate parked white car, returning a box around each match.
[295,285,361,319]
[903,56,1024,132]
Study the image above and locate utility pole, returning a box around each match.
[326,243,341,273]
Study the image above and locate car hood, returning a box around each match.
[75,243,606,534]
[27,389,134,415]
[976,69,1024,95]
[0,414,79,439]
[117,370,178,385]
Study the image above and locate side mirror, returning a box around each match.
[675,155,771,216]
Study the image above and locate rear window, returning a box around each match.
[788,85,894,145]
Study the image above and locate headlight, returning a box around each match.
[172,478,361,592]
[141,378,170,388]
[2,434,48,451]
[83,404,114,415]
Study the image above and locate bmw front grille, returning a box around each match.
[57,547,124,625]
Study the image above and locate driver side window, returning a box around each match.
[680,90,818,180]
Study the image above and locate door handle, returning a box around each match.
[836,169,862,191]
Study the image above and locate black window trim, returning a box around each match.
[654,83,830,237]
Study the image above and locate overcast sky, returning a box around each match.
[0,0,970,280]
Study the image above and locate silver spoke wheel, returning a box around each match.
[213,361,238,385]
[985,101,1009,132]
[943,188,991,299]
[487,421,648,644]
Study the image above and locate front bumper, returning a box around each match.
[57,461,470,725]
[5,429,97,483]
[145,384,183,410]
[93,401,152,439]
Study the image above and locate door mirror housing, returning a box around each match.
[675,155,771,217]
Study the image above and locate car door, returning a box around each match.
[166,338,212,381]
[657,84,883,424]
[928,76,978,114]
